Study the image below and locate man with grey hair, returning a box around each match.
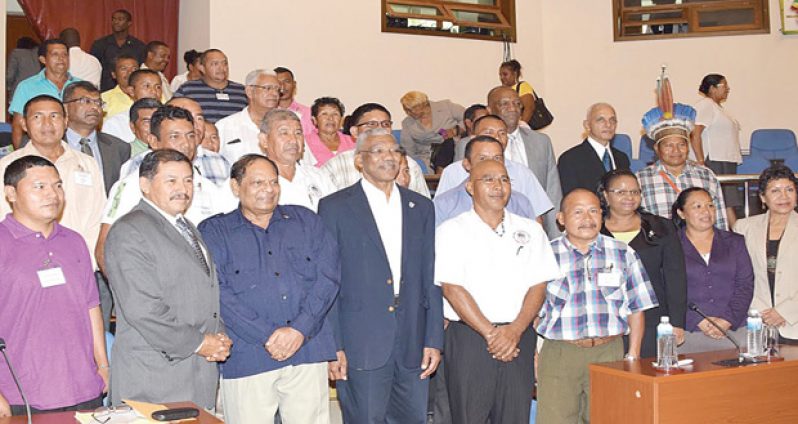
[216,70,281,164]
[259,109,334,212]
[319,127,443,424]
[557,102,630,195]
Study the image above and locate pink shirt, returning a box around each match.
[304,129,356,167]
[287,101,315,136]
[0,215,103,409]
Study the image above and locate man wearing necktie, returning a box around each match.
[103,149,231,409]
[557,103,631,196]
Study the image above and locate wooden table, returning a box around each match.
[0,401,222,424]
[589,345,798,423]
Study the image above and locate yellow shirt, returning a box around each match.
[514,81,534,97]
[0,142,107,267]
[102,85,133,119]
[611,229,640,245]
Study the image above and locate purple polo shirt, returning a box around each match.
[0,214,103,409]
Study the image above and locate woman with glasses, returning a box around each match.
[598,169,687,358]
[672,187,753,353]
[399,91,465,174]
[734,165,798,345]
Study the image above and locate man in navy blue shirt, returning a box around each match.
[199,154,339,423]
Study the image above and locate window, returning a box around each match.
[614,0,769,41]
[382,0,516,42]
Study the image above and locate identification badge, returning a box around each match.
[38,267,66,288]
[597,271,622,287]
[74,171,93,186]
[216,92,230,101]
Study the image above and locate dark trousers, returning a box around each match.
[705,158,743,208]
[337,349,429,424]
[11,395,103,416]
[445,321,535,424]
[428,354,452,424]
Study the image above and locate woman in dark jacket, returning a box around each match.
[598,169,688,358]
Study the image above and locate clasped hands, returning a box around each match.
[198,332,232,362]
[484,323,522,362]
[265,327,304,362]
[697,317,731,340]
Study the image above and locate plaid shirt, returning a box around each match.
[320,149,431,198]
[537,234,658,340]
[120,147,230,186]
[636,161,728,230]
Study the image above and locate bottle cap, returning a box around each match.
[749,309,759,315]
[660,316,670,323]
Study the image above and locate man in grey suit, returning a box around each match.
[63,81,131,194]
[487,86,562,238]
[104,149,231,409]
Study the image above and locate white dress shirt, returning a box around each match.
[101,110,134,143]
[170,72,189,94]
[277,163,336,212]
[362,179,403,296]
[506,128,529,167]
[216,107,261,164]
[321,149,431,198]
[435,210,559,322]
[587,136,616,169]
[68,46,101,88]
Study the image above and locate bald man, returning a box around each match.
[557,103,630,195]
[436,160,559,423]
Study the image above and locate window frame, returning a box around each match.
[382,0,517,43]
[613,0,770,41]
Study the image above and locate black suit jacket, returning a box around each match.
[96,132,131,194]
[557,139,630,195]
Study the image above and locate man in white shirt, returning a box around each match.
[436,159,559,424]
[60,28,101,89]
[216,70,280,164]
[101,69,163,142]
[258,109,334,212]
[96,105,237,272]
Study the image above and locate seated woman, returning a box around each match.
[672,187,754,353]
[399,91,465,174]
[734,165,798,345]
[303,97,355,167]
[598,169,687,358]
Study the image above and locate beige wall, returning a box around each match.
[180,0,797,156]
[177,0,210,75]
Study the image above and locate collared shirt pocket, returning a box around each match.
[288,248,318,284]
[598,271,623,302]
[224,268,259,295]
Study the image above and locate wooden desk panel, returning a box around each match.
[0,401,222,424]
[590,346,798,424]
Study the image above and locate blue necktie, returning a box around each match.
[602,149,612,172]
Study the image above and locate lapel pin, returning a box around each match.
[409,201,415,208]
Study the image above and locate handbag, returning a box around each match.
[516,83,554,130]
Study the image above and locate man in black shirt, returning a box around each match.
[90,9,147,91]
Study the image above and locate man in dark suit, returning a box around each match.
[63,80,131,194]
[103,149,231,409]
[557,103,630,195]
[319,127,444,424]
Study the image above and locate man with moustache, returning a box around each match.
[141,41,172,99]
[535,189,658,423]
[199,155,339,423]
[104,149,231,409]
[319,128,443,423]
[216,70,281,164]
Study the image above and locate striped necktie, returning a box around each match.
[79,138,93,157]
[175,216,210,275]
[602,149,612,172]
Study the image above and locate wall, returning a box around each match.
[1,0,7,116]
[179,0,797,156]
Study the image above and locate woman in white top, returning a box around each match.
[691,73,742,226]
[170,49,202,93]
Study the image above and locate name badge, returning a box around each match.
[216,92,230,101]
[74,171,93,186]
[38,267,66,288]
[597,271,622,287]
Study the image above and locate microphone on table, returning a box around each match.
[687,303,746,363]
[0,338,32,424]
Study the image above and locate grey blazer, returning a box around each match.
[519,127,563,238]
[97,132,131,194]
[104,200,222,409]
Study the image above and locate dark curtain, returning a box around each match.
[18,0,180,79]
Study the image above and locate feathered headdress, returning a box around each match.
[641,65,696,144]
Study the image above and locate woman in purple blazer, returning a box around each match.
[672,187,754,354]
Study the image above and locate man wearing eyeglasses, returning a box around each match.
[217,70,284,164]
[63,81,131,194]
[319,128,443,424]
[436,159,559,423]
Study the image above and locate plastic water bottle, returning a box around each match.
[656,316,677,369]
[747,309,764,357]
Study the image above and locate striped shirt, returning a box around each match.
[537,234,658,340]
[119,148,230,186]
[173,79,248,123]
[636,161,728,230]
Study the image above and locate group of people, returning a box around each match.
[0,9,796,424]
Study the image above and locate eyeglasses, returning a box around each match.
[356,120,393,129]
[476,175,511,186]
[359,146,404,156]
[606,189,641,197]
[92,405,133,424]
[65,97,105,108]
[249,84,281,93]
